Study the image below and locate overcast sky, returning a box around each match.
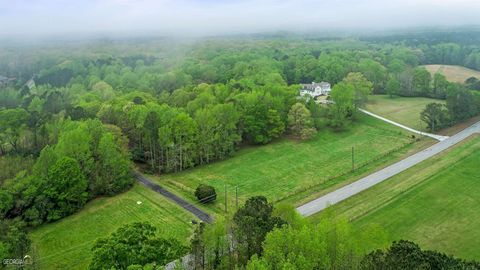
[1,0,480,37]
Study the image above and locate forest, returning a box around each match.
[1,30,480,269]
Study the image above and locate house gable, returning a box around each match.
[299,81,331,98]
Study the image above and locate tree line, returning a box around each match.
[0,119,133,226]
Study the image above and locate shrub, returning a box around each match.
[194,184,217,203]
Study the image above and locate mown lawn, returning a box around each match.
[151,113,426,213]
[30,184,195,270]
[364,95,445,131]
[423,64,480,84]
[311,135,480,260]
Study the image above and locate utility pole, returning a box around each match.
[235,186,238,210]
[352,146,355,172]
[224,185,227,214]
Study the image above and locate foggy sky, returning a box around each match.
[1,0,480,37]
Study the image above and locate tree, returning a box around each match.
[330,81,355,128]
[3,119,134,226]
[239,92,286,145]
[446,87,478,123]
[42,157,88,221]
[272,203,304,230]
[361,240,480,270]
[386,77,400,98]
[169,88,196,107]
[300,126,317,140]
[95,133,133,195]
[432,73,448,98]
[186,90,217,115]
[194,184,217,204]
[0,87,22,109]
[91,81,115,101]
[287,103,316,140]
[0,190,14,219]
[398,69,414,96]
[191,222,206,269]
[343,72,373,108]
[0,108,29,153]
[465,77,480,90]
[27,96,45,113]
[55,125,95,190]
[265,109,285,142]
[190,217,233,269]
[0,220,31,264]
[27,110,44,154]
[33,145,59,180]
[412,67,432,97]
[194,104,241,164]
[43,91,66,114]
[387,59,407,75]
[171,112,198,172]
[203,217,233,269]
[194,107,218,165]
[357,59,386,94]
[210,103,241,160]
[143,110,161,172]
[68,106,87,120]
[233,196,286,265]
[420,103,448,132]
[246,219,363,270]
[89,222,187,270]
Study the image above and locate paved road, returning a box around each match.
[297,120,480,216]
[134,172,213,223]
[359,108,450,141]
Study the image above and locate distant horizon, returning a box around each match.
[2,25,480,44]
[2,0,480,39]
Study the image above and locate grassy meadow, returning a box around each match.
[30,184,195,270]
[311,135,480,260]
[423,64,480,83]
[150,113,431,213]
[364,95,445,131]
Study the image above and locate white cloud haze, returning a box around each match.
[1,0,480,37]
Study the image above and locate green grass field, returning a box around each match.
[151,113,429,213]
[30,184,195,270]
[423,64,480,84]
[311,135,480,260]
[364,95,445,131]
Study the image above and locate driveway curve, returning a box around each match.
[359,109,450,141]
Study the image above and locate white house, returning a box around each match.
[299,81,331,99]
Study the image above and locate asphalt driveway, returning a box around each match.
[296,121,480,216]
